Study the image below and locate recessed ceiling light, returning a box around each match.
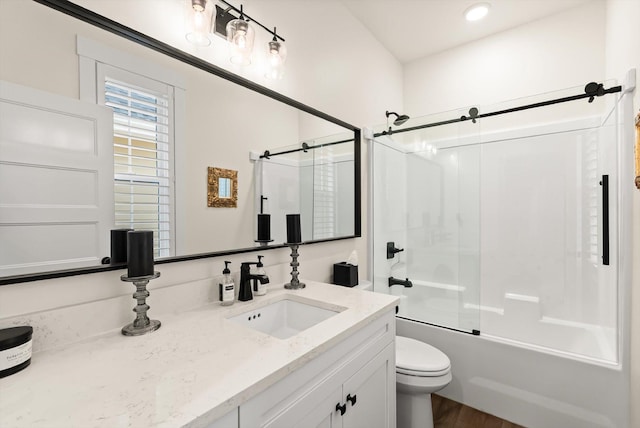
[465,3,490,22]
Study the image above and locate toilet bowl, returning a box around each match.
[396,335,451,428]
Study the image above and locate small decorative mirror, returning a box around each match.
[208,167,238,208]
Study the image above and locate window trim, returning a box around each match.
[78,36,185,256]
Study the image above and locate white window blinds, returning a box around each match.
[312,147,336,239]
[104,76,173,258]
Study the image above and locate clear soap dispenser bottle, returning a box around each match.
[253,255,268,296]
[219,261,235,306]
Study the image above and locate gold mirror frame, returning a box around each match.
[208,167,238,208]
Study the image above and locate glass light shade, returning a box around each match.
[265,39,287,79]
[185,0,213,46]
[226,18,255,65]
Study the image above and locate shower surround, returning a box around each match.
[370,81,633,427]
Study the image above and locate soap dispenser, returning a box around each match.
[253,255,268,296]
[219,261,235,306]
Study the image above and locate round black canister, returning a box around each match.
[0,326,33,378]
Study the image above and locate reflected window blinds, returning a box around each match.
[104,78,173,258]
[313,147,336,239]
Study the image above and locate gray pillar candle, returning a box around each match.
[286,214,302,244]
[110,229,133,264]
[127,230,154,278]
[257,214,271,241]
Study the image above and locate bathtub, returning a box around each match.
[394,279,629,428]
[393,279,618,363]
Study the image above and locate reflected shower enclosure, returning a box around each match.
[255,134,356,244]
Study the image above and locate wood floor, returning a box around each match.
[432,394,525,428]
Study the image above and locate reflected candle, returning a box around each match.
[286,214,302,244]
[127,230,154,277]
[110,228,133,264]
[257,214,271,241]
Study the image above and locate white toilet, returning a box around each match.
[395,336,452,428]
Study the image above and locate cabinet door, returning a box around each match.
[264,384,342,428]
[205,408,238,428]
[342,343,396,428]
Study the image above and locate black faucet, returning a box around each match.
[239,262,269,301]
[388,276,413,288]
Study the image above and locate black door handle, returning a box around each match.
[600,175,610,266]
[346,393,357,406]
[336,402,347,416]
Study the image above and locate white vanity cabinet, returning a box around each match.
[0,281,399,428]
[238,309,396,428]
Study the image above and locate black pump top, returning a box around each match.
[257,255,264,267]
[223,261,231,274]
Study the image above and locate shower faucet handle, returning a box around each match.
[386,242,404,259]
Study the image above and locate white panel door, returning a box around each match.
[0,80,113,276]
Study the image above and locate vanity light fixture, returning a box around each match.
[218,1,287,74]
[226,4,255,65]
[185,0,288,74]
[464,3,490,22]
[265,27,287,79]
[185,0,213,46]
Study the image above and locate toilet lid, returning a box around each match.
[396,336,450,376]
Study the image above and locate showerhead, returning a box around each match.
[386,110,410,126]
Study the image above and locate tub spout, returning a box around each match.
[388,276,413,288]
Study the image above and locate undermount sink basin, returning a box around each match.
[227,297,343,339]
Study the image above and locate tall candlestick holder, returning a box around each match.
[120,272,161,336]
[284,244,305,290]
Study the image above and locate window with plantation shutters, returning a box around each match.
[98,65,175,258]
[312,147,336,239]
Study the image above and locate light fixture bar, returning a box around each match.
[219,0,285,41]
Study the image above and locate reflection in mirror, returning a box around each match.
[219,178,231,198]
[207,167,238,208]
[0,0,360,283]
[255,133,355,245]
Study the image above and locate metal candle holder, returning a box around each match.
[284,243,305,290]
[120,272,161,336]
[254,239,274,247]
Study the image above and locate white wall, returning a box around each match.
[403,1,607,117]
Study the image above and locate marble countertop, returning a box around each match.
[0,281,398,428]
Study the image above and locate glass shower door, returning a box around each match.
[371,112,482,334]
[372,86,620,357]
[477,107,619,363]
